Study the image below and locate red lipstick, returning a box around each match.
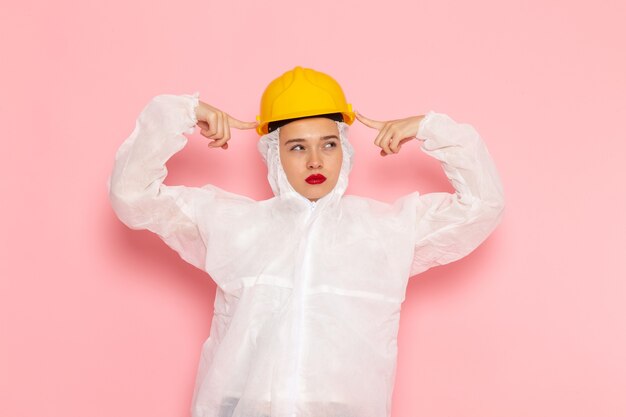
[305,174,327,184]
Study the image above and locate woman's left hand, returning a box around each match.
[355,112,426,156]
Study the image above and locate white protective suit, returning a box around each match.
[108,92,505,417]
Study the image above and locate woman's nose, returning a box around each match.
[307,151,322,169]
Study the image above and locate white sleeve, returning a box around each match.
[408,111,505,277]
[107,92,228,271]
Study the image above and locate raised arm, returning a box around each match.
[107,92,252,271]
[356,110,505,276]
[407,111,505,276]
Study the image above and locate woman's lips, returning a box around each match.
[305,174,327,184]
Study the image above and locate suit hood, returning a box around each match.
[257,121,355,208]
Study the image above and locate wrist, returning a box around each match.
[415,110,436,140]
[194,101,203,124]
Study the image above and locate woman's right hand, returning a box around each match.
[195,100,258,150]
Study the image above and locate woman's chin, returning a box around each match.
[297,189,324,202]
[294,181,336,202]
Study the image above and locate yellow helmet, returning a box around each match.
[256,66,355,135]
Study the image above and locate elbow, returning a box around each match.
[108,176,136,208]
[477,183,505,218]
[471,193,505,227]
[107,170,157,207]
[483,196,505,229]
[108,187,137,229]
[488,195,505,215]
[494,190,506,215]
[108,176,149,230]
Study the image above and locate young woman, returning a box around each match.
[108,66,505,417]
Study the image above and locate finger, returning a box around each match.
[209,112,224,142]
[389,133,408,153]
[213,112,225,140]
[209,136,226,148]
[221,114,231,150]
[225,113,231,141]
[381,131,393,155]
[378,123,397,154]
[212,136,228,148]
[198,120,210,137]
[228,114,258,130]
[374,123,391,148]
[206,112,218,137]
[355,111,385,130]
[356,111,385,130]
[212,113,232,148]
[389,135,400,153]
[210,136,227,149]
[208,113,223,146]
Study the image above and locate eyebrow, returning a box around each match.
[283,135,339,146]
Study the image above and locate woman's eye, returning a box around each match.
[324,141,337,149]
[290,144,304,151]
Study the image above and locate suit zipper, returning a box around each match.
[288,200,316,416]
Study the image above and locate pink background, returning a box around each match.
[1,0,625,416]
